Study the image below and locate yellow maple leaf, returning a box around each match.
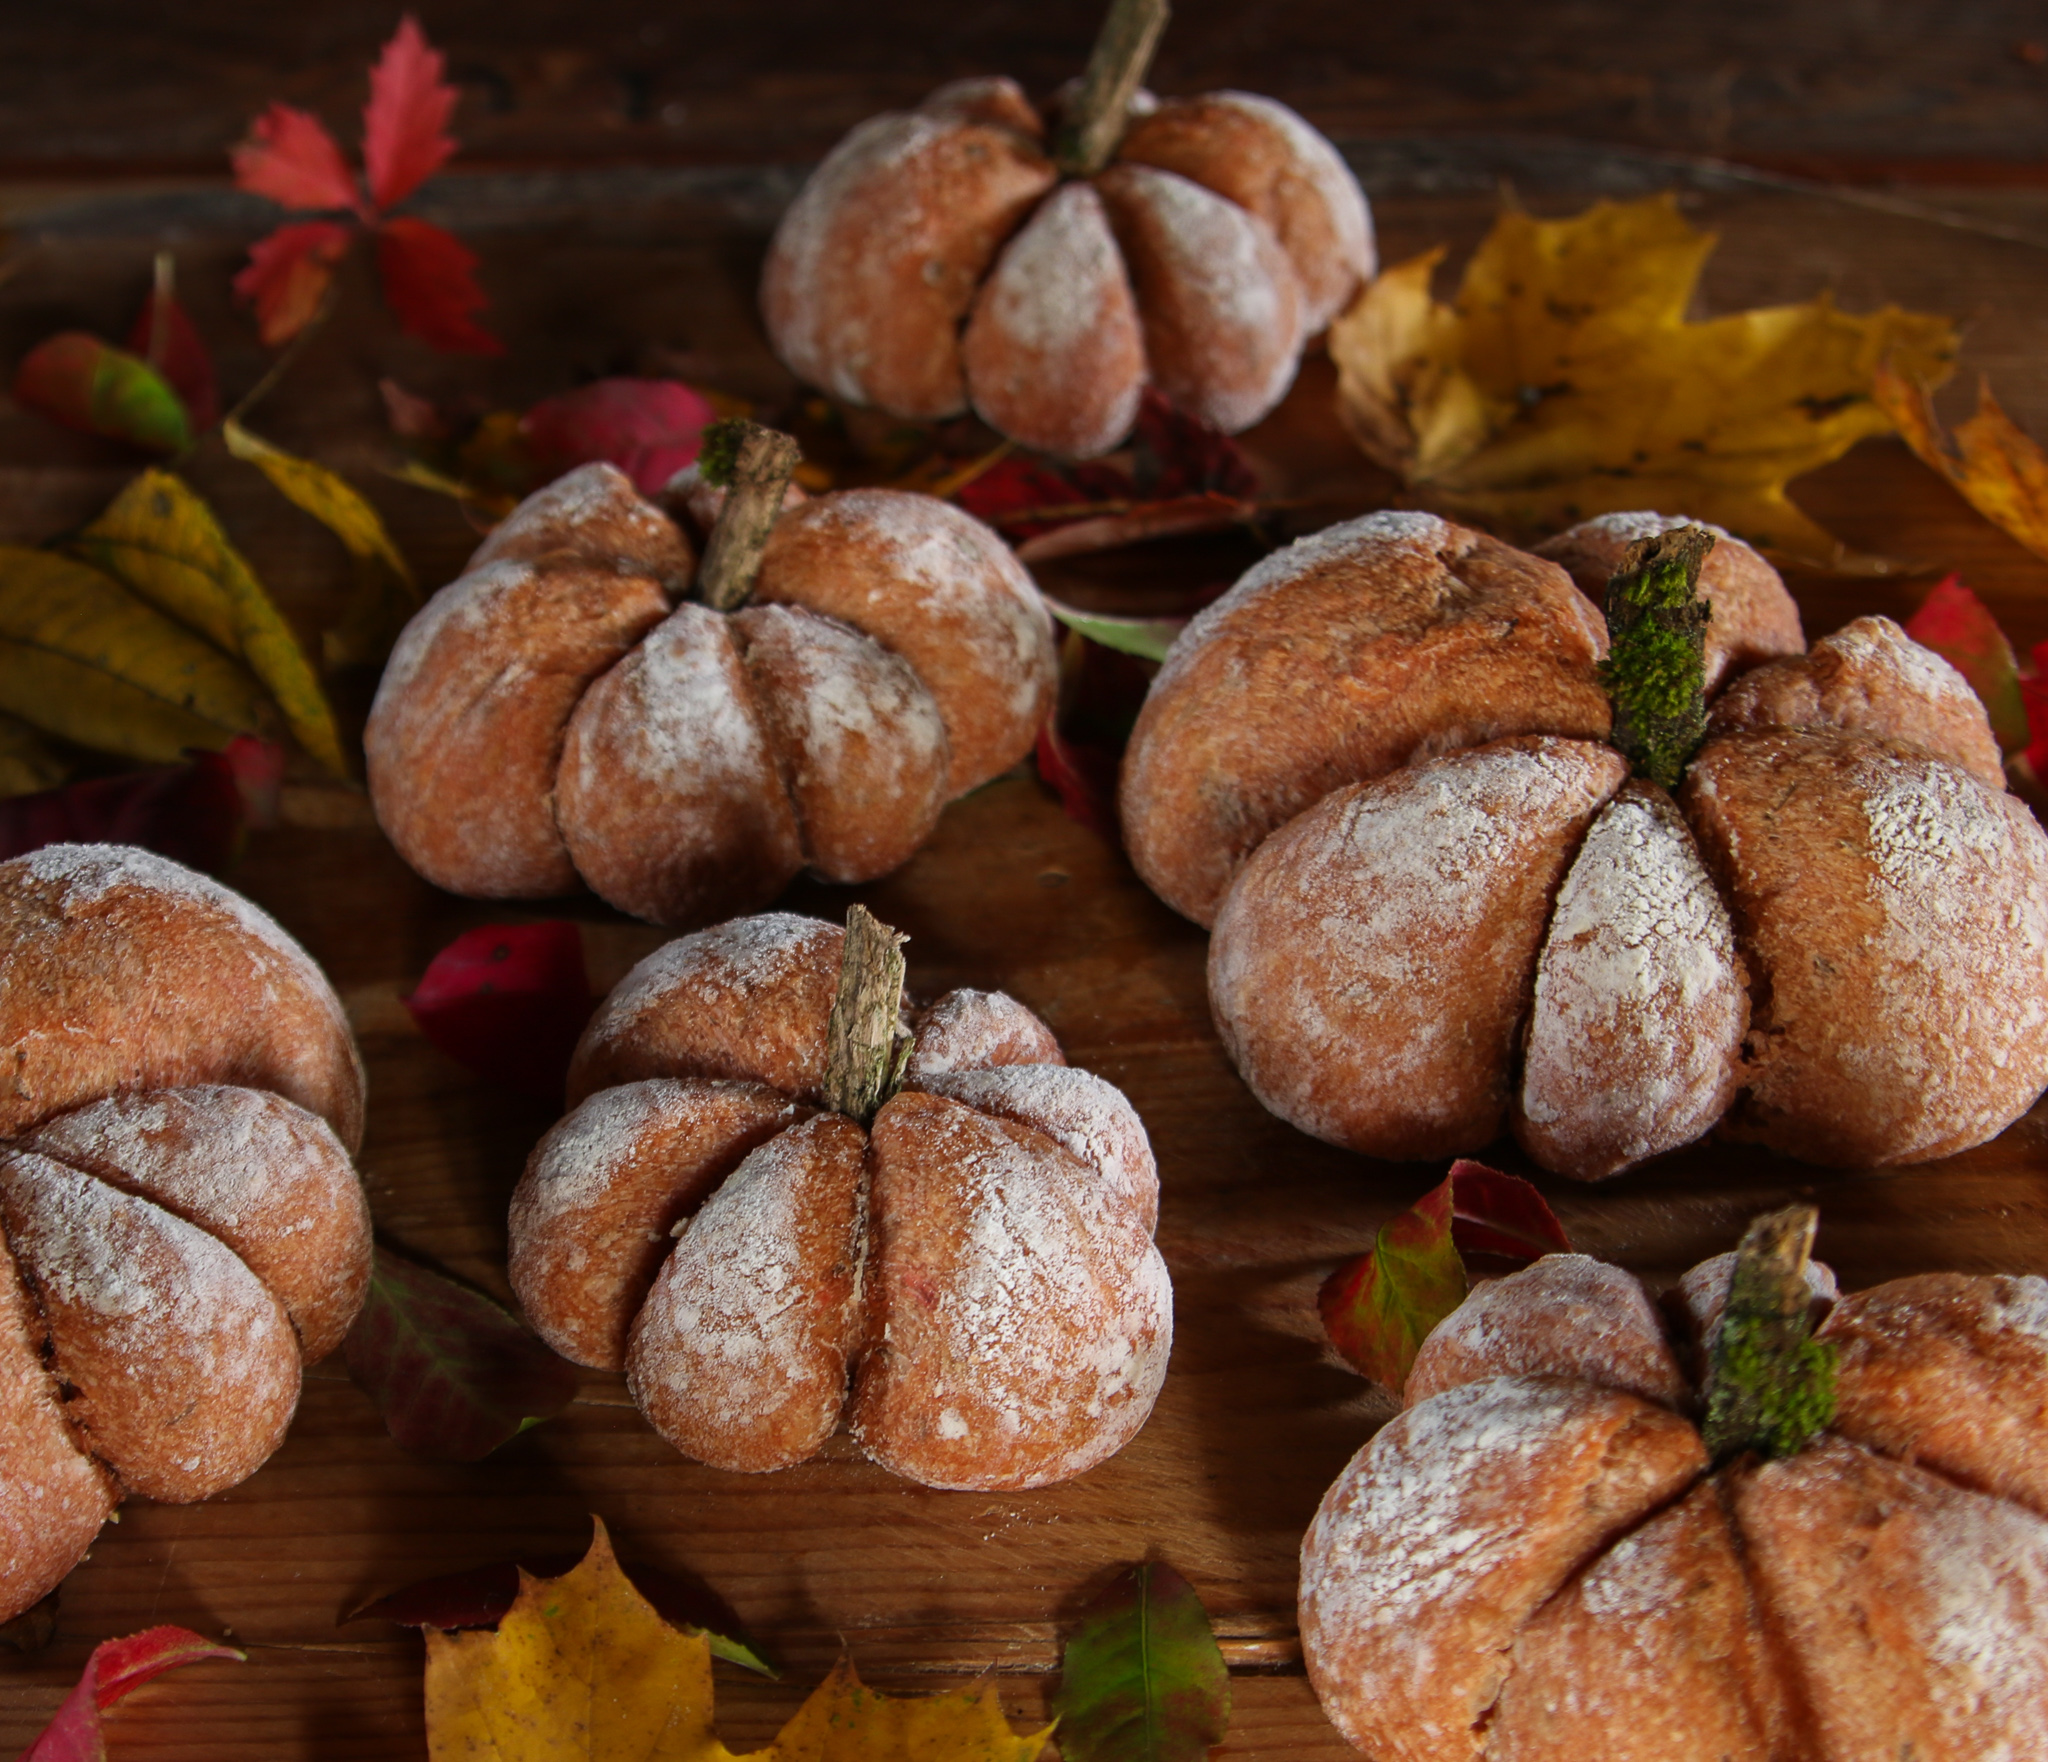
[425,1521,1052,1762]
[1873,363,2048,564]
[1329,193,1960,568]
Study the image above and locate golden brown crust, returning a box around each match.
[24,1087,371,1365]
[567,915,844,1109]
[752,490,1057,797]
[509,1078,805,1371]
[364,555,670,899]
[1533,514,1803,698]
[554,601,805,926]
[1824,1272,2048,1517]
[906,988,1064,1079]
[1210,738,1627,1160]
[1299,1376,1708,1762]
[466,460,694,594]
[1681,728,2048,1164]
[627,1112,868,1473]
[1405,1256,1689,1410]
[1705,613,2006,788]
[760,111,1056,418]
[852,1089,1171,1490]
[962,180,1147,460]
[1122,511,1611,926]
[0,1149,299,1504]
[0,1229,115,1624]
[1488,1481,1795,1761]
[731,602,951,883]
[1733,1438,2048,1760]
[1094,161,1305,435]
[0,846,366,1152]
[916,75,1046,137]
[1118,90,1375,333]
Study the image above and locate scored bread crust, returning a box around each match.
[1302,1253,2048,1760]
[511,913,1171,1491]
[368,465,1055,928]
[0,847,373,1622]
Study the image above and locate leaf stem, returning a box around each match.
[822,904,910,1124]
[695,419,803,612]
[1053,0,1172,178]
[1700,1204,1837,1463]
[223,280,340,433]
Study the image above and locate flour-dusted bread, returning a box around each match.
[0,845,373,1622]
[367,464,1056,927]
[1302,1248,2048,1760]
[510,912,1170,1490]
[762,76,1372,455]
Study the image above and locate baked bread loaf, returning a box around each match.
[365,463,1056,927]
[1301,1240,2048,1761]
[1124,509,2048,1176]
[0,844,372,1622]
[508,910,1171,1490]
[762,76,1373,455]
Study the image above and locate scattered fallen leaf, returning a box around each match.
[223,417,420,666]
[1875,365,2048,565]
[1037,719,1121,844]
[520,378,718,497]
[0,545,273,762]
[344,1242,580,1461]
[1330,194,1959,567]
[20,1626,243,1762]
[1042,600,1182,664]
[69,469,348,776]
[232,220,353,347]
[231,103,364,217]
[126,258,220,430]
[1052,1561,1229,1762]
[425,1521,1051,1762]
[377,216,501,356]
[352,1553,773,1677]
[1903,574,2028,753]
[404,921,596,1100]
[1034,629,1160,842]
[0,712,72,798]
[0,736,282,870]
[1319,1161,1571,1390]
[13,334,192,454]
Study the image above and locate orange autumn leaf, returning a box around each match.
[424,1519,1053,1762]
[1874,364,2048,565]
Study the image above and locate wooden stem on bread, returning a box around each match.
[1053,0,1172,177]
[824,904,912,1123]
[1598,523,1713,791]
[695,419,803,612]
[1701,1204,1838,1463]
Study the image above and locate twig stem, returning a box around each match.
[823,906,911,1123]
[1053,0,1172,177]
[696,421,803,612]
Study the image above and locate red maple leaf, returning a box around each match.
[230,15,498,355]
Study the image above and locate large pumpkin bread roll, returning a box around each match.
[1303,1240,2048,1759]
[0,845,373,1622]
[763,74,1372,455]
[510,911,1170,1490]
[366,463,1055,927]
[1131,508,2048,1177]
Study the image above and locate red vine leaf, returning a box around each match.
[343,1243,579,1461]
[404,920,595,1100]
[362,15,460,211]
[347,1554,774,1676]
[520,378,719,497]
[234,220,352,346]
[1903,574,2029,755]
[0,738,283,873]
[1036,720,1121,843]
[375,216,501,355]
[125,285,219,430]
[230,104,363,215]
[1052,1560,1230,1762]
[20,1627,243,1762]
[1319,1162,1572,1390]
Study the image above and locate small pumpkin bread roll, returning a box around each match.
[512,912,1170,1490]
[1123,511,1611,927]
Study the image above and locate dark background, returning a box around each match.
[3,0,2045,182]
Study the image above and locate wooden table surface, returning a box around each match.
[5,9,2048,1753]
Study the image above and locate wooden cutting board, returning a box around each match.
[3,143,2048,1758]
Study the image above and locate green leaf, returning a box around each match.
[223,418,421,667]
[1317,1175,1469,1391]
[13,332,192,453]
[68,469,349,776]
[1044,597,1183,663]
[342,1243,580,1462]
[1053,1561,1229,1762]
